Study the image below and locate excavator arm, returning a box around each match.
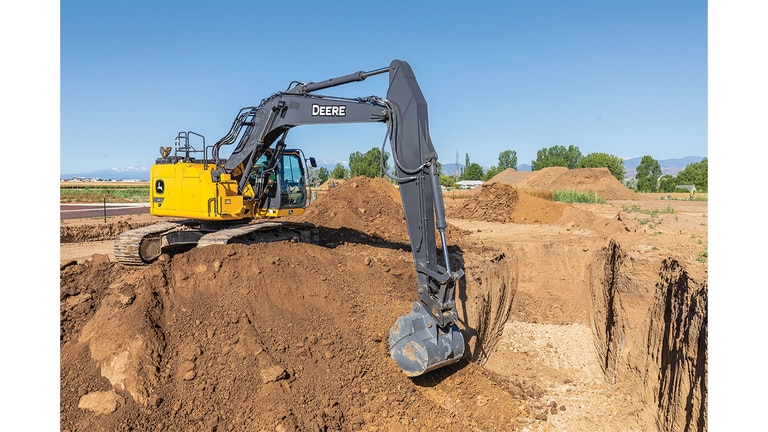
[212,60,465,376]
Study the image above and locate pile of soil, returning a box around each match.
[484,168,533,186]
[316,179,347,190]
[298,177,408,243]
[60,220,155,243]
[60,169,708,431]
[448,182,567,224]
[486,167,641,201]
[445,179,633,236]
[543,168,641,200]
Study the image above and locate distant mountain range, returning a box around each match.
[61,156,705,182]
[61,167,151,181]
[622,156,705,179]
[61,161,352,182]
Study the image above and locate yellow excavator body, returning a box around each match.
[149,148,310,221]
[150,162,252,220]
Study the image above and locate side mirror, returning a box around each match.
[308,157,317,168]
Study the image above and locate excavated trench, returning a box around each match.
[458,238,707,432]
[590,241,708,432]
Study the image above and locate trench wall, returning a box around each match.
[590,241,708,432]
[456,249,519,365]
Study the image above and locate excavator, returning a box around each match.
[114,59,465,377]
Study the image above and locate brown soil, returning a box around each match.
[60,171,708,431]
[487,167,642,200]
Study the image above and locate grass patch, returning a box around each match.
[621,204,676,216]
[553,190,605,204]
[657,195,708,202]
[622,203,675,227]
[61,185,150,203]
[697,247,708,263]
[521,189,554,200]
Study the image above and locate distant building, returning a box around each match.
[456,180,483,190]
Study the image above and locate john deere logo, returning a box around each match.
[311,104,346,116]
[155,180,165,194]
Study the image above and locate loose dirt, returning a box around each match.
[60,168,708,431]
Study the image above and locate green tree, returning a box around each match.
[461,162,484,180]
[307,166,330,187]
[440,173,456,188]
[330,163,349,179]
[658,174,678,193]
[531,145,582,170]
[635,155,662,192]
[498,149,518,170]
[349,147,389,178]
[578,152,626,181]
[483,149,518,180]
[675,158,708,192]
[458,153,484,180]
[483,166,502,181]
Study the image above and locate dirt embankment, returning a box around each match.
[486,167,643,201]
[60,171,708,431]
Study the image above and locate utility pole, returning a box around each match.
[455,150,459,182]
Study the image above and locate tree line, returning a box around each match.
[306,145,708,194]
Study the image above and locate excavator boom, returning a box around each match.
[206,60,466,374]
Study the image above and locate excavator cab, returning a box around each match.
[251,149,316,217]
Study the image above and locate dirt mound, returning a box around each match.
[547,168,640,200]
[317,178,347,190]
[449,182,567,224]
[61,220,155,243]
[298,176,408,243]
[300,176,469,243]
[516,167,570,190]
[485,168,533,186]
[491,167,641,201]
[446,182,636,236]
[61,242,462,431]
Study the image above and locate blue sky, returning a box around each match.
[58,0,708,174]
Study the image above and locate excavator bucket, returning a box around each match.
[388,302,465,377]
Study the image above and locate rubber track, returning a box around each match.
[115,220,319,265]
[197,221,318,247]
[113,221,188,266]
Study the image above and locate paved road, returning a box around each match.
[60,203,150,220]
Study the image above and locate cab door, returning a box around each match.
[278,152,307,209]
